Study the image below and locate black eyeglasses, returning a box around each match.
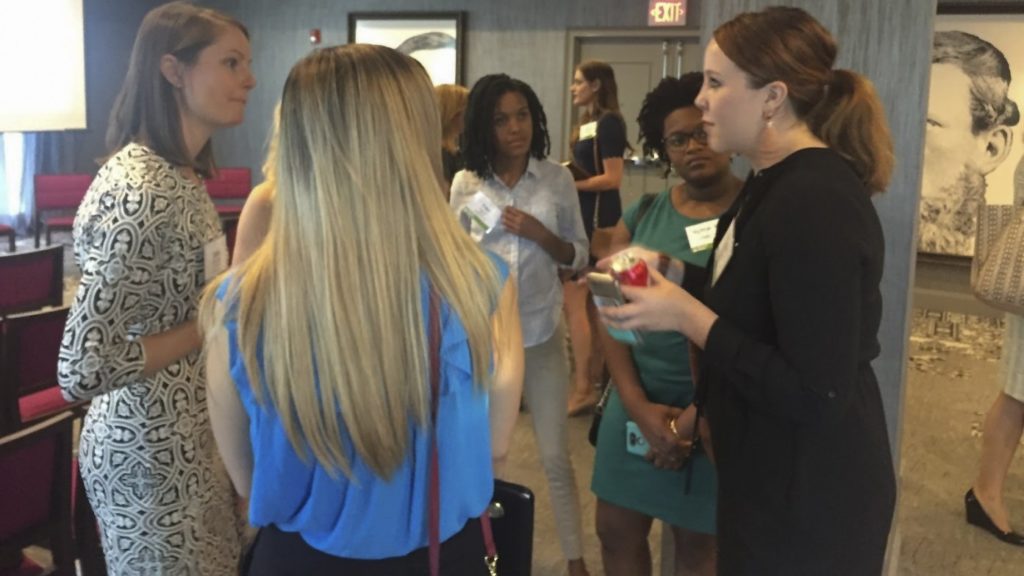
[663,127,708,150]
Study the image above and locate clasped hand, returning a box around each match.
[502,206,547,242]
[636,402,698,470]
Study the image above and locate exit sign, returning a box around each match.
[648,0,687,26]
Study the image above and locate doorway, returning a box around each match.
[565,30,703,208]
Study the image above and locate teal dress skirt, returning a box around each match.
[591,189,718,534]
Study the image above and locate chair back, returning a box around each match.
[205,167,252,200]
[0,246,64,316]
[34,174,92,212]
[0,307,70,431]
[0,410,74,545]
[2,306,69,396]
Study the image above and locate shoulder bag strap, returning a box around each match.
[427,289,498,576]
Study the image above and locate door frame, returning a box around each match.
[562,28,703,158]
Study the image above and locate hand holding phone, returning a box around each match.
[586,272,643,345]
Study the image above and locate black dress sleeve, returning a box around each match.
[596,114,627,165]
[701,175,877,425]
[682,264,709,295]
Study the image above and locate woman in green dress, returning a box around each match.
[591,73,742,576]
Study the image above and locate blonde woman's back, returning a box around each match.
[201,44,524,570]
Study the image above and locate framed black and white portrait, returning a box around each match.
[919,3,1024,257]
[348,12,466,86]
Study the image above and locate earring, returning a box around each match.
[765,116,774,129]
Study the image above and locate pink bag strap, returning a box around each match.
[427,289,498,576]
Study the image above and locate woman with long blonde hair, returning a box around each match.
[201,44,523,575]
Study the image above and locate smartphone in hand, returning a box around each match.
[587,272,644,346]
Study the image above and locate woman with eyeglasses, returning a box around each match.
[590,73,741,576]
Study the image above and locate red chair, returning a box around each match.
[34,174,91,248]
[0,307,77,435]
[0,410,75,576]
[205,167,252,219]
[0,246,63,317]
[0,224,14,253]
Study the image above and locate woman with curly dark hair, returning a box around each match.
[452,73,592,576]
[591,73,741,576]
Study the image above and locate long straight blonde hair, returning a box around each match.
[202,44,500,478]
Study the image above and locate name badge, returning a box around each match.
[685,219,719,253]
[712,219,736,287]
[464,191,503,233]
[203,234,229,282]
[579,121,598,141]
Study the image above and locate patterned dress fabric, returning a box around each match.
[58,143,241,575]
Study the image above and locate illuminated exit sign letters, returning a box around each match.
[648,0,687,26]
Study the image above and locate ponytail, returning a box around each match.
[807,69,894,194]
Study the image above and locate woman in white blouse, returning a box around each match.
[450,73,592,576]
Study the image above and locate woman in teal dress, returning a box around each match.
[591,73,742,576]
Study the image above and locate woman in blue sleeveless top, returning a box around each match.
[199,44,523,575]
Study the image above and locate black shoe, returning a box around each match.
[965,488,1024,546]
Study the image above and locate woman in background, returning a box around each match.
[436,83,469,191]
[231,104,278,266]
[452,73,592,576]
[565,60,628,416]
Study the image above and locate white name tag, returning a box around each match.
[579,121,598,141]
[203,234,229,282]
[464,191,503,233]
[685,219,719,253]
[712,219,736,287]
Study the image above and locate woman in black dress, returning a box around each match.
[565,60,628,415]
[597,7,896,575]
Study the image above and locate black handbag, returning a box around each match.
[587,384,612,447]
[487,479,535,576]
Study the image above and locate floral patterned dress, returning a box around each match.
[58,143,241,575]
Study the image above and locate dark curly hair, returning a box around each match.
[462,74,550,179]
[636,72,704,162]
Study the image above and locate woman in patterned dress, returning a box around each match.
[57,3,256,574]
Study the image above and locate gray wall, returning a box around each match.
[203,0,704,178]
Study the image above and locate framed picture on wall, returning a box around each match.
[348,12,466,86]
[919,3,1024,257]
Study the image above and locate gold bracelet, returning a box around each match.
[668,416,681,438]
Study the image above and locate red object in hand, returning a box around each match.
[610,251,649,287]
